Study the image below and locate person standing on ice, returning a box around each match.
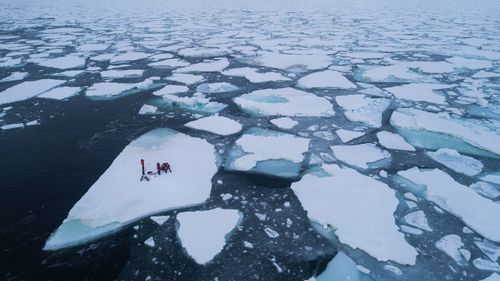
[156,162,161,175]
[140,159,145,176]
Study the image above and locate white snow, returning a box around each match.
[185,115,242,136]
[391,108,500,159]
[297,70,356,89]
[447,57,493,70]
[335,94,390,128]
[426,148,483,176]
[335,129,364,143]
[38,55,85,69]
[38,87,81,100]
[270,117,298,129]
[0,79,65,105]
[161,92,227,114]
[176,208,241,264]
[222,67,290,83]
[234,87,334,117]
[469,182,500,200]
[44,128,218,250]
[291,164,417,265]
[331,143,391,170]
[403,211,432,231]
[377,131,415,151]
[397,168,500,242]
[385,83,454,104]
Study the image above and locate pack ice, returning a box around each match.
[391,108,500,159]
[176,208,242,264]
[292,164,418,265]
[234,88,334,117]
[312,251,374,281]
[225,128,309,178]
[44,128,218,250]
[0,79,65,105]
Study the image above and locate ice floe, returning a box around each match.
[38,55,85,69]
[38,86,81,100]
[222,67,290,83]
[396,168,500,242]
[480,273,500,281]
[270,117,298,129]
[0,79,65,105]
[426,148,483,176]
[297,70,356,89]
[313,252,374,281]
[148,58,190,69]
[160,92,227,115]
[469,182,500,200]
[138,104,159,115]
[176,208,241,264]
[185,115,242,136]
[331,143,391,170]
[175,58,229,73]
[152,85,189,96]
[166,73,205,85]
[196,82,239,93]
[109,52,149,64]
[86,79,160,100]
[45,128,218,250]
[335,129,364,143]
[234,87,334,117]
[403,210,432,232]
[225,127,309,178]
[335,94,390,128]
[292,164,417,264]
[0,72,28,82]
[390,108,500,159]
[435,234,467,265]
[252,51,332,72]
[376,131,415,151]
[100,69,144,79]
[385,83,455,104]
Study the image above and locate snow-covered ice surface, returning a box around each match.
[176,208,242,264]
[44,128,218,250]
[2,0,500,280]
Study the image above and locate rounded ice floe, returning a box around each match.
[0,71,28,82]
[376,131,415,151]
[390,108,500,159]
[270,117,298,129]
[0,79,65,105]
[222,67,290,83]
[234,87,334,117]
[176,208,242,264]
[225,127,310,178]
[196,82,239,93]
[297,70,356,89]
[357,64,433,83]
[384,83,455,104]
[44,128,219,250]
[396,167,500,242]
[331,143,391,170]
[185,115,242,136]
[291,164,418,265]
[426,148,483,176]
[335,94,390,128]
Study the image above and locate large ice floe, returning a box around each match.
[292,164,418,265]
[390,108,500,159]
[176,208,242,264]
[335,94,390,128]
[384,83,455,104]
[234,87,334,117]
[185,115,242,136]
[222,67,290,83]
[38,55,86,69]
[312,251,374,281]
[225,128,309,178]
[297,70,356,89]
[44,128,218,250]
[251,51,332,72]
[331,143,391,170]
[85,79,162,100]
[0,79,65,105]
[395,167,500,242]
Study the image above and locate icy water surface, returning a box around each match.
[1,0,500,280]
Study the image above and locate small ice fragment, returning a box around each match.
[264,227,279,238]
[335,129,364,143]
[150,215,170,226]
[144,237,155,248]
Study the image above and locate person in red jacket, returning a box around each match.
[156,162,161,175]
[140,159,145,175]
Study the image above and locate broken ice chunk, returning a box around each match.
[185,115,242,136]
[403,211,432,232]
[196,82,239,93]
[315,252,374,281]
[86,79,162,100]
[297,70,356,89]
[222,67,290,83]
[335,94,390,128]
[331,143,391,170]
[0,79,65,105]
[38,86,81,100]
[426,148,483,176]
[376,131,415,151]
[335,129,364,143]
[270,117,298,129]
[385,83,455,104]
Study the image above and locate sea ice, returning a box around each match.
[1,123,24,130]
[252,51,332,72]
[335,94,390,128]
[196,82,239,93]
[44,128,218,250]
[175,58,229,73]
[0,72,28,82]
[335,129,364,143]
[222,67,290,83]
[160,92,227,115]
[396,168,500,242]
[292,164,418,265]
[234,87,334,117]
[38,55,85,69]
[480,273,500,281]
[185,115,242,136]
[376,131,415,151]
[166,73,205,85]
[475,240,500,263]
[314,252,374,281]
[426,148,483,176]
[270,117,298,129]
[109,52,149,64]
[403,211,432,232]
[0,79,65,105]
[100,69,144,79]
[297,70,356,89]
[153,85,189,96]
[176,208,241,264]
[38,86,81,100]
[385,83,455,104]
[225,127,309,178]
[331,143,391,170]
[150,215,169,225]
[138,104,158,115]
[469,182,500,200]
[86,79,160,100]
[391,108,500,159]
[148,58,190,69]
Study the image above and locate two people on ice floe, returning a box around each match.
[140,158,172,176]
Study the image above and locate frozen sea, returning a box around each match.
[1,0,500,280]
